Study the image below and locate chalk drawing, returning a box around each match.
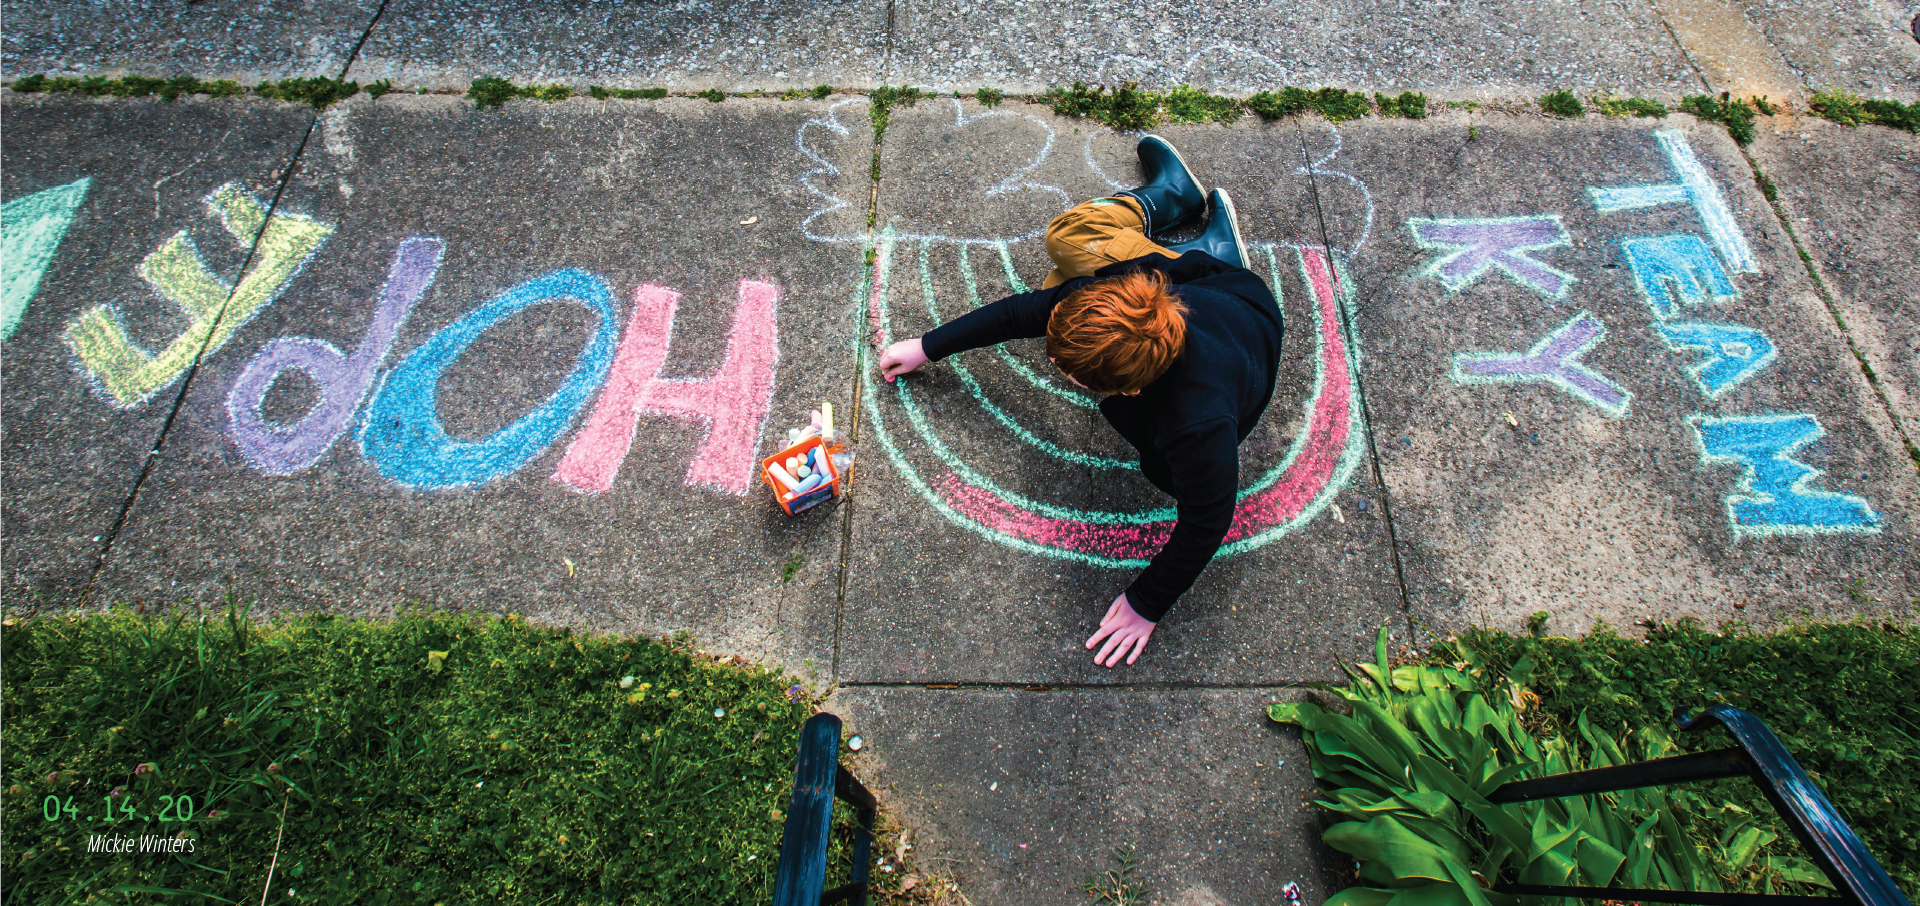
[1690,414,1881,537]
[1655,321,1777,400]
[801,98,1068,246]
[1588,129,1756,275]
[1621,234,1738,320]
[862,230,1366,565]
[226,238,444,475]
[1451,311,1631,417]
[64,182,334,408]
[1095,42,1290,91]
[552,279,780,496]
[2,177,91,341]
[924,240,1132,469]
[359,269,618,491]
[1408,216,1574,300]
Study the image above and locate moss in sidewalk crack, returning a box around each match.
[1680,94,1757,145]
[1539,89,1584,118]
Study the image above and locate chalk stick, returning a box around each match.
[796,464,811,479]
[767,463,802,492]
[793,473,825,494]
[822,402,834,440]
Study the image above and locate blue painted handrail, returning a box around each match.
[1487,704,1911,906]
[771,713,876,906]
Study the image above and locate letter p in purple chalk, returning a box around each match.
[226,237,444,474]
[1409,215,1575,300]
[1452,311,1632,417]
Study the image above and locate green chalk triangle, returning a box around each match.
[2,177,92,341]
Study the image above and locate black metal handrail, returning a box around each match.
[771,712,876,906]
[1487,704,1910,906]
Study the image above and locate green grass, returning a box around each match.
[1811,89,1920,134]
[1539,89,1585,118]
[1244,86,1370,123]
[1681,94,1758,145]
[1375,91,1428,119]
[590,86,670,101]
[1164,85,1243,125]
[1436,619,1920,892]
[1043,81,1161,130]
[1596,95,1668,118]
[974,87,1004,107]
[2,605,864,905]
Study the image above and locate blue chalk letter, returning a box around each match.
[1655,321,1776,399]
[360,269,619,490]
[1691,414,1880,537]
[1622,234,1736,320]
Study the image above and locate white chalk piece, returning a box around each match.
[822,402,834,439]
[786,456,800,473]
[767,463,802,491]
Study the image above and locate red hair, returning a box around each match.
[1045,269,1188,394]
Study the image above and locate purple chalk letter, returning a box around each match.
[1452,311,1631,417]
[226,237,444,474]
[1409,215,1574,300]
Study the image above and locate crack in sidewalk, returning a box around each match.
[79,1,394,604]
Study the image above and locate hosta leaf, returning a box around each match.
[1575,833,1627,886]
[1327,887,1399,906]
[1326,814,1463,886]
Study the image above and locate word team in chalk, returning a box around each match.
[44,181,780,496]
[1417,129,1877,538]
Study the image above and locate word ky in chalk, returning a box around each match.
[1415,129,1876,537]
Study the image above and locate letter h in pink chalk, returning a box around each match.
[553,281,780,495]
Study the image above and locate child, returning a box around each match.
[877,136,1284,668]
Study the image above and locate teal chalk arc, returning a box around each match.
[925,241,1135,471]
[1,177,91,341]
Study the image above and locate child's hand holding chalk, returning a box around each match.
[878,338,928,382]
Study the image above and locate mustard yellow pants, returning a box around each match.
[1040,197,1180,289]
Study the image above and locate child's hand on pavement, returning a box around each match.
[1086,593,1156,667]
[878,338,928,381]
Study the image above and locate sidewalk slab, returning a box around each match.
[1311,112,1920,636]
[1,93,314,605]
[1734,0,1920,101]
[837,100,1407,685]
[886,0,1702,98]
[1,0,379,82]
[346,0,889,92]
[1748,119,1920,447]
[85,95,871,674]
[832,686,1340,906]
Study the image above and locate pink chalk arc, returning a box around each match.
[868,240,1367,567]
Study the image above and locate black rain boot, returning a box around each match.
[1163,189,1247,269]
[1112,134,1206,236]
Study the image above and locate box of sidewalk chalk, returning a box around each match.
[761,435,841,515]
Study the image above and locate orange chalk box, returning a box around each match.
[760,435,843,515]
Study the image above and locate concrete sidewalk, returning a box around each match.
[5,2,1919,903]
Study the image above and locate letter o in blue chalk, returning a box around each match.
[360,269,617,490]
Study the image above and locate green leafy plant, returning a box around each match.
[1376,91,1428,119]
[1539,90,1585,118]
[1596,96,1667,118]
[1247,87,1312,121]
[812,84,834,100]
[10,73,245,99]
[1270,628,1834,906]
[1083,843,1150,904]
[591,86,669,100]
[1457,620,1920,891]
[869,84,925,139]
[1811,89,1920,133]
[467,76,519,109]
[1165,85,1243,125]
[364,79,394,99]
[1680,94,1757,145]
[254,76,360,108]
[697,87,727,103]
[975,87,1004,106]
[1044,81,1161,131]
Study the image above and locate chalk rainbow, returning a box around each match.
[862,231,1367,567]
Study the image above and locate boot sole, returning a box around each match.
[1214,189,1248,269]
[1141,134,1206,225]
